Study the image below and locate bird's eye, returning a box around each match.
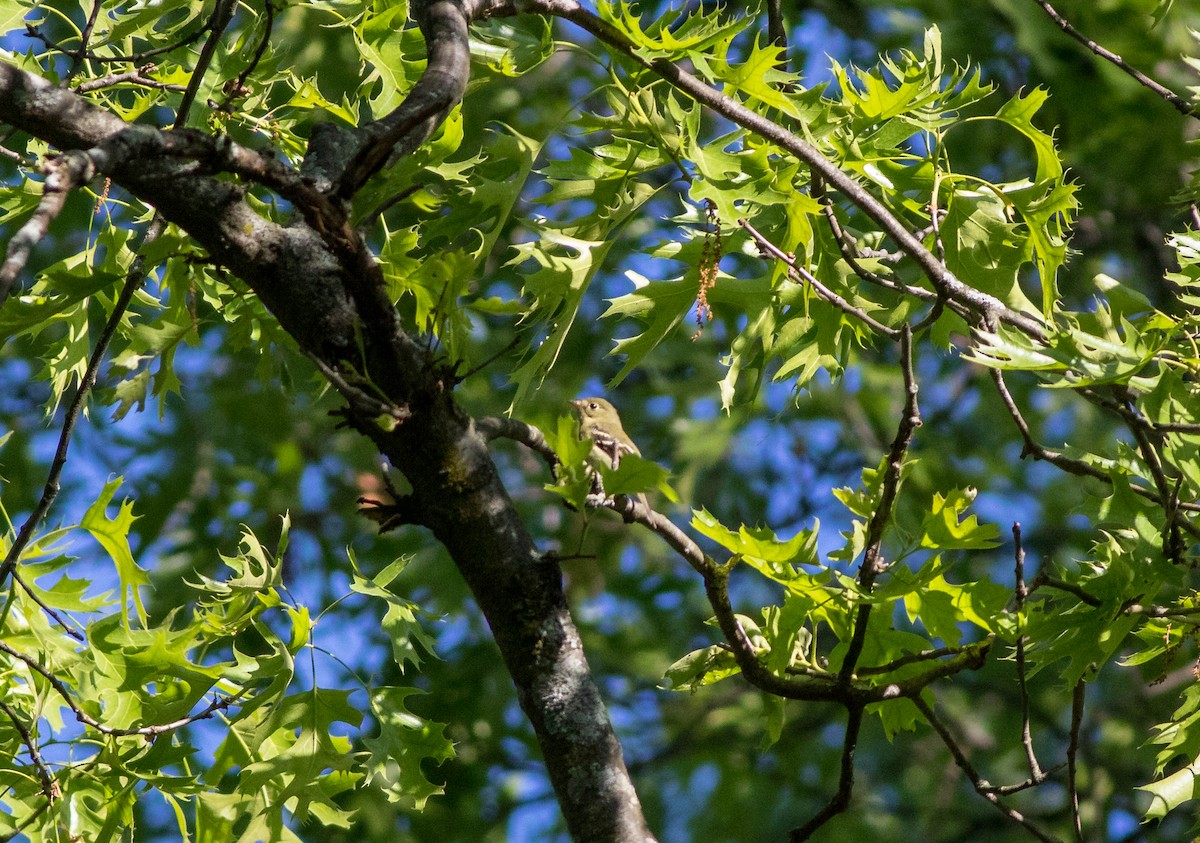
[589,402,599,410]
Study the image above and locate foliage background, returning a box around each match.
[1,0,1199,841]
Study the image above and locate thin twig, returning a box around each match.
[306,352,412,423]
[1027,573,1102,607]
[1123,397,1174,499]
[928,174,947,264]
[914,695,1062,843]
[24,16,210,65]
[1121,602,1200,618]
[854,645,964,676]
[814,174,970,328]
[0,216,165,591]
[0,699,58,801]
[73,65,187,94]
[1028,572,1200,621]
[911,178,948,333]
[64,0,104,84]
[989,369,1107,479]
[1031,0,1198,119]
[0,141,31,165]
[982,763,1068,796]
[359,183,422,232]
[812,176,940,298]
[766,0,786,55]
[9,568,84,641]
[840,325,919,682]
[174,0,235,128]
[0,794,52,843]
[1153,421,1200,434]
[991,371,1200,531]
[1122,397,1185,565]
[0,639,244,737]
[454,335,521,383]
[1067,680,1085,843]
[0,152,96,308]
[739,218,901,339]
[214,0,278,112]
[1013,523,1045,781]
[763,0,795,92]
[789,705,864,841]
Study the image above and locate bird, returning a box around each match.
[570,397,640,468]
[570,396,649,510]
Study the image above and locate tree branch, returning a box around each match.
[789,705,864,841]
[915,695,1062,843]
[0,639,243,737]
[521,0,1049,341]
[989,369,1200,535]
[1121,396,1186,564]
[840,326,920,682]
[1,39,659,840]
[853,645,966,676]
[0,151,95,308]
[173,0,235,128]
[0,699,58,802]
[477,415,560,468]
[1013,523,1045,782]
[1067,680,1085,843]
[1030,0,1198,118]
[0,216,164,592]
[739,217,901,339]
[1028,573,1102,606]
[310,0,517,197]
[64,0,104,84]
[72,65,187,94]
[22,9,211,65]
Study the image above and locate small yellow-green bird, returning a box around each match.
[570,397,640,469]
[570,397,649,510]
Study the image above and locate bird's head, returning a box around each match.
[570,397,617,424]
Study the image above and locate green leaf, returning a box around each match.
[870,696,923,740]
[691,508,819,583]
[597,0,748,61]
[1138,754,1200,822]
[598,452,678,502]
[710,37,805,119]
[918,488,1001,550]
[938,188,1040,315]
[470,16,554,77]
[81,478,148,627]
[661,644,740,690]
[284,74,358,124]
[238,689,365,821]
[84,613,224,728]
[0,1,28,34]
[989,89,1073,313]
[348,554,438,673]
[354,4,422,115]
[508,181,661,407]
[364,687,455,809]
[544,414,594,511]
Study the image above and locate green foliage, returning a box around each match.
[544,413,594,510]
[3,0,1200,839]
[0,489,448,839]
